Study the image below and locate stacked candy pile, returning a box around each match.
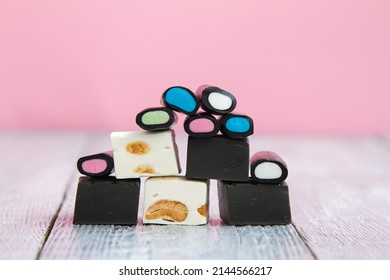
[74,85,291,226]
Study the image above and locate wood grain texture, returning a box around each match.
[39,134,313,260]
[250,135,390,259]
[0,131,86,259]
[6,132,388,259]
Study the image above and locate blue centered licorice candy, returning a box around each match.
[226,117,250,132]
[162,86,200,115]
[219,114,254,139]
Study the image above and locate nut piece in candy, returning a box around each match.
[134,164,155,174]
[197,204,207,217]
[145,199,188,222]
[126,141,150,155]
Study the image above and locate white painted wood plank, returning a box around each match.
[0,131,86,259]
[40,134,312,260]
[250,135,390,259]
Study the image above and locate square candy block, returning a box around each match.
[143,176,209,225]
[218,180,291,225]
[73,176,140,225]
[111,130,181,179]
[186,135,249,181]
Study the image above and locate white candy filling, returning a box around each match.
[143,176,208,225]
[208,92,233,110]
[254,162,282,179]
[110,130,180,179]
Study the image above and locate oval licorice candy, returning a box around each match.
[77,151,114,177]
[219,114,254,139]
[161,86,200,115]
[136,107,177,131]
[250,151,288,184]
[196,85,237,115]
[184,113,220,137]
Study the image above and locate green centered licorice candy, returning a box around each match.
[136,107,178,131]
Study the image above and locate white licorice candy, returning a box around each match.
[110,130,181,179]
[143,176,209,225]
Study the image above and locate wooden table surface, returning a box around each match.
[0,131,389,260]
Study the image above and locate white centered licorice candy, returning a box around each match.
[143,176,209,225]
[250,151,288,184]
[196,85,237,115]
[254,162,283,179]
[110,130,181,179]
[208,92,233,110]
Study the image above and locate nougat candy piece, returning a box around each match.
[111,130,181,179]
[143,176,209,225]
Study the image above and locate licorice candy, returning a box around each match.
[77,151,114,177]
[250,151,288,184]
[196,85,237,115]
[161,86,199,115]
[183,113,220,137]
[186,135,249,181]
[136,107,177,131]
[218,180,291,225]
[219,114,254,139]
[73,176,140,225]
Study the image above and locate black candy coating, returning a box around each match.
[219,114,254,139]
[218,180,291,225]
[186,135,249,181]
[135,107,177,131]
[77,152,114,177]
[73,176,140,225]
[198,86,237,115]
[183,113,220,137]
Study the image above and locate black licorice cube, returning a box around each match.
[73,176,140,225]
[218,180,291,225]
[186,136,249,181]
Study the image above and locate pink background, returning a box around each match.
[1,0,389,133]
